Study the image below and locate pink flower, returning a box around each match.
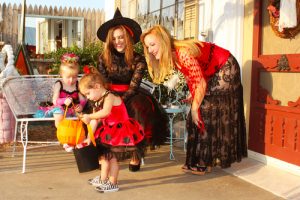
[61,53,79,64]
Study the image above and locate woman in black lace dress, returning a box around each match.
[96,8,169,172]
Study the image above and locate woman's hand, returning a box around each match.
[191,109,200,126]
[182,93,192,103]
[64,97,73,107]
[191,109,204,130]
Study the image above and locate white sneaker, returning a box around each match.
[88,176,108,187]
[88,175,100,185]
[95,181,119,193]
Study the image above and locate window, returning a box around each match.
[134,0,184,39]
[22,15,84,54]
[163,0,175,7]
[162,6,175,35]
[149,0,161,12]
[137,0,148,15]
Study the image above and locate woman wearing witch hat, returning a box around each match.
[89,8,169,177]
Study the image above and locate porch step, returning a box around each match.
[223,157,300,200]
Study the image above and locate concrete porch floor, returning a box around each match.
[0,144,299,200]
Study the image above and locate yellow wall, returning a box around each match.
[261,0,300,55]
[260,72,300,106]
[242,0,254,138]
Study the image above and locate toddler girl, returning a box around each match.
[79,68,146,193]
[52,53,86,151]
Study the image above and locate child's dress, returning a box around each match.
[34,80,80,118]
[53,80,80,116]
[93,91,146,159]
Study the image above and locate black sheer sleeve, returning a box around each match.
[97,56,109,81]
[122,53,147,102]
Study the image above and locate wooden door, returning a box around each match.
[249,0,300,166]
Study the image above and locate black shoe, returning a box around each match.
[129,162,141,172]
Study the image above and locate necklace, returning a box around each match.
[95,90,110,107]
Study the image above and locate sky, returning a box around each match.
[2,0,105,10]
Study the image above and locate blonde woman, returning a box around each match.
[141,25,247,175]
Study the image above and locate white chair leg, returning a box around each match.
[12,121,18,157]
[20,121,28,173]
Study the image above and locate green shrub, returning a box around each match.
[44,41,187,106]
[44,41,104,74]
[45,41,145,75]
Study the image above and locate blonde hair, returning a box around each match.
[102,25,134,70]
[141,25,202,84]
[59,62,79,76]
[79,68,108,93]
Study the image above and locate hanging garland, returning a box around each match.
[267,0,300,39]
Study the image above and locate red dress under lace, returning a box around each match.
[175,42,230,98]
[176,42,247,168]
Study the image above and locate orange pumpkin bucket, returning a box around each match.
[56,106,85,146]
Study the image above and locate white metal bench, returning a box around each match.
[1,75,73,173]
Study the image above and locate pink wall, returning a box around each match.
[0,93,15,143]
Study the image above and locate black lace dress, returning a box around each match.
[175,42,247,169]
[97,50,169,147]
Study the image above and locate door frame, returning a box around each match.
[249,0,300,165]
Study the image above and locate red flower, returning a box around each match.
[83,65,90,74]
[267,5,280,18]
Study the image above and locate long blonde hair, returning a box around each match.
[102,25,134,70]
[141,25,202,84]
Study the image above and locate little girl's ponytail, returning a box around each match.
[79,66,108,92]
[89,67,100,74]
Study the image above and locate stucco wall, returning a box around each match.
[261,0,300,55]
[212,0,244,66]
[242,0,254,138]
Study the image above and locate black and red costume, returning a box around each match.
[175,42,247,169]
[97,50,169,147]
[93,91,146,159]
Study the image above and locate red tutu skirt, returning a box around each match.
[95,118,145,150]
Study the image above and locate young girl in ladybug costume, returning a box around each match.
[79,68,146,193]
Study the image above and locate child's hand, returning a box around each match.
[81,114,91,124]
[76,137,91,148]
[76,112,83,118]
[74,104,83,112]
[83,137,91,146]
[64,97,73,107]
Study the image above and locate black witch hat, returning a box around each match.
[97,8,142,44]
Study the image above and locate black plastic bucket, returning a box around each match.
[73,144,99,173]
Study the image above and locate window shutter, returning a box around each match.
[184,3,196,39]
